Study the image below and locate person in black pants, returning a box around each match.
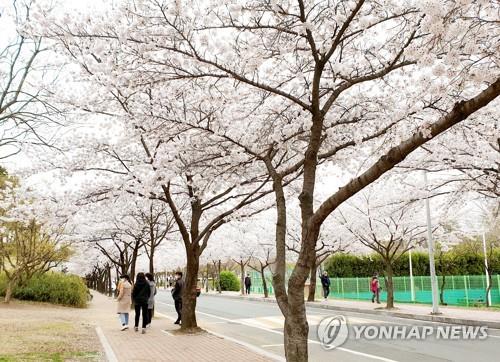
[320,271,331,301]
[244,273,251,295]
[132,272,151,334]
[171,271,184,325]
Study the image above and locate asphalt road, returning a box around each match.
[154,291,500,362]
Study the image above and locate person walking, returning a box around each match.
[171,271,183,325]
[244,273,251,295]
[116,274,132,331]
[132,272,151,334]
[371,274,381,304]
[145,273,157,328]
[320,271,331,301]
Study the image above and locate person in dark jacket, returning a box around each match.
[320,271,331,301]
[132,272,151,333]
[171,271,183,325]
[244,273,251,295]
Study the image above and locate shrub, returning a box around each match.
[0,272,88,307]
[219,270,240,291]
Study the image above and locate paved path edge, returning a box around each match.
[95,326,119,362]
[154,311,284,361]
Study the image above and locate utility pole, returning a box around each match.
[409,248,415,302]
[482,232,492,307]
[423,171,440,314]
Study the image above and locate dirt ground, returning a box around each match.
[0,298,104,361]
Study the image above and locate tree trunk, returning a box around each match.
[205,263,209,293]
[4,279,15,303]
[439,275,446,305]
[240,261,245,295]
[181,247,200,330]
[149,248,155,275]
[307,259,318,302]
[217,260,221,293]
[486,273,492,307]
[260,265,268,298]
[107,265,112,297]
[385,263,394,309]
[284,275,309,362]
[130,240,140,283]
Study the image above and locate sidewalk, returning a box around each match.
[89,292,274,362]
[206,291,500,329]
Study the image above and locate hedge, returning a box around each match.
[219,270,240,291]
[325,249,500,278]
[0,272,89,307]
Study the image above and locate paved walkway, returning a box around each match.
[207,291,500,328]
[90,292,272,362]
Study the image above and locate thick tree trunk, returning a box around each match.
[261,265,269,298]
[284,273,309,362]
[307,259,318,302]
[181,248,200,330]
[385,263,395,309]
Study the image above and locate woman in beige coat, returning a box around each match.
[116,274,132,330]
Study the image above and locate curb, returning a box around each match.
[204,293,500,330]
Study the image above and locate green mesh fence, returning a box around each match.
[248,271,500,307]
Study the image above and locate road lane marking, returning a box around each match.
[157,301,399,362]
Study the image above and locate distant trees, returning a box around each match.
[0,1,60,158]
[0,219,72,303]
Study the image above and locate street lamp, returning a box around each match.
[423,171,440,315]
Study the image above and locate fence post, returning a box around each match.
[337,278,340,294]
[421,276,424,292]
[464,275,469,307]
[356,277,359,298]
[341,278,344,297]
[451,275,455,290]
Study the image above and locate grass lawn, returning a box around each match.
[0,300,102,362]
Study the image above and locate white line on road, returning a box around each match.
[157,301,399,362]
[95,326,118,362]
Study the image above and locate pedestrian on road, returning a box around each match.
[371,274,381,304]
[244,273,251,295]
[116,274,132,331]
[171,271,183,325]
[145,272,157,328]
[320,271,331,301]
[132,272,151,334]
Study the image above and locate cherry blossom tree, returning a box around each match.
[0,1,64,159]
[25,0,500,359]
